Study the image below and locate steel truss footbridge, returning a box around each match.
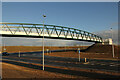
[0,23,103,43]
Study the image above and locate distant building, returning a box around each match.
[103,38,113,45]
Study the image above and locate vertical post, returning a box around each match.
[111,28,115,58]
[3,43,6,52]
[47,49,49,55]
[112,45,115,58]
[42,15,46,70]
[85,58,87,62]
[50,43,51,54]
[19,51,20,57]
[79,52,80,62]
[78,48,80,62]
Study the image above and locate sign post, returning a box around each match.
[47,49,49,55]
[78,48,80,62]
[4,43,6,52]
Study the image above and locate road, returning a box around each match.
[2,52,120,72]
[2,51,120,79]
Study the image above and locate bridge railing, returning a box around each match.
[0,23,103,43]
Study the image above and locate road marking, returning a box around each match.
[67,62,71,63]
[96,63,101,65]
[110,63,115,64]
[91,64,94,65]
[110,65,116,66]
[100,64,106,65]
[83,62,89,64]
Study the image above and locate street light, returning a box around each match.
[42,14,46,70]
[110,28,115,58]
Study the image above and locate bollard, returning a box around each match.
[47,49,49,55]
[19,51,20,57]
[85,58,87,62]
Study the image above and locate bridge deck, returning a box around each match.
[0,23,103,43]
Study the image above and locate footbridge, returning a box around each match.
[0,23,103,43]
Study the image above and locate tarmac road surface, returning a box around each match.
[2,52,120,73]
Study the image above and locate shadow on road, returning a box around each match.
[2,59,119,79]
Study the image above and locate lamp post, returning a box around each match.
[110,28,115,58]
[42,15,46,70]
